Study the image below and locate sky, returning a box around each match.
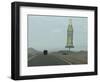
[27,15,88,51]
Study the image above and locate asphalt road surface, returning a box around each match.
[28,54,71,66]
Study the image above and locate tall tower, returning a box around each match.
[65,19,74,51]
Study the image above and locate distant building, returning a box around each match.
[65,19,74,51]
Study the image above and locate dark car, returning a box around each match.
[43,50,48,55]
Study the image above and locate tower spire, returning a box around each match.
[65,18,74,52]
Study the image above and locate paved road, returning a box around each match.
[28,54,71,66]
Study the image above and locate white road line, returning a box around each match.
[28,55,38,61]
[59,57,72,64]
[60,56,84,64]
[54,55,72,65]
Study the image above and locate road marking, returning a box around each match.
[60,55,85,64]
[28,55,38,61]
[54,55,72,65]
[59,57,72,64]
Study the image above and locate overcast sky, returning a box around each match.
[28,15,88,51]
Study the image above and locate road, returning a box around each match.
[28,54,72,66]
[28,52,87,67]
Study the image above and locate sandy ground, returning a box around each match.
[52,51,88,64]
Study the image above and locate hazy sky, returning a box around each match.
[28,15,88,51]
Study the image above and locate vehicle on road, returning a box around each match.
[43,50,48,55]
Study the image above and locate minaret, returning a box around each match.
[65,19,74,51]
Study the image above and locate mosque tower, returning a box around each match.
[65,19,74,51]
